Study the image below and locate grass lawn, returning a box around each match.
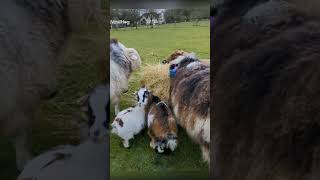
[0,23,107,180]
[110,21,210,178]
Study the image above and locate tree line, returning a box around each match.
[110,8,209,29]
[164,8,209,24]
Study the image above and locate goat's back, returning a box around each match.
[0,0,68,119]
[212,0,320,179]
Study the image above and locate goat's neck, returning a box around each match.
[144,101,156,120]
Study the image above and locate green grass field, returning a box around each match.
[110,21,210,178]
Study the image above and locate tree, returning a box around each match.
[164,9,188,23]
[119,10,130,22]
[110,9,121,30]
[126,9,141,29]
[190,8,209,26]
[154,12,160,27]
[190,9,201,26]
[182,9,192,22]
[110,9,121,20]
[164,8,209,25]
[144,9,159,28]
[164,9,176,23]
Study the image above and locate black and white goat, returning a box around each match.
[111,87,148,148]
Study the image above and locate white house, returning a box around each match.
[139,9,166,25]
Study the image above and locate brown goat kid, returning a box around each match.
[144,90,178,153]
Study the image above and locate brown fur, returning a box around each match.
[163,50,210,65]
[212,0,320,179]
[169,56,210,162]
[148,103,177,140]
[163,50,188,63]
[145,93,178,152]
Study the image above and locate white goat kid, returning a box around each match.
[111,87,148,148]
[77,84,109,141]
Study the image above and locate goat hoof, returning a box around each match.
[123,141,130,148]
[150,142,156,149]
[157,146,164,153]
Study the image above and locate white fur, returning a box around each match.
[87,84,109,140]
[174,101,210,163]
[169,55,210,163]
[110,41,141,115]
[125,48,141,70]
[157,146,164,153]
[186,61,202,69]
[188,116,210,144]
[173,105,179,115]
[147,114,154,128]
[150,141,156,149]
[111,105,145,148]
[18,140,108,180]
[137,87,148,106]
[166,139,178,152]
[110,59,128,114]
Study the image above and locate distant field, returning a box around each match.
[110,21,210,177]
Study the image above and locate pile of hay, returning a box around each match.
[140,63,170,101]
